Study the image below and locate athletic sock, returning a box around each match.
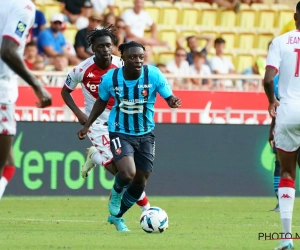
[116,186,144,217]
[136,191,150,211]
[91,151,103,165]
[274,160,281,200]
[278,178,295,245]
[113,173,130,194]
[0,165,16,199]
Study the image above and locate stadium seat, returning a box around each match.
[145,6,161,24]
[179,8,200,28]
[235,53,255,73]
[144,1,154,7]
[236,9,257,30]
[219,32,236,51]
[158,29,178,52]
[223,53,235,64]
[250,3,270,10]
[244,118,259,124]
[174,1,193,8]
[159,7,179,27]
[193,2,212,9]
[270,4,291,11]
[255,33,274,50]
[228,118,243,124]
[63,28,78,46]
[157,51,174,65]
[154,1,174,7]
[43,4,62,23]
[104,6,120,16]
[257,10,276,30]
[237,33,256,51]
[217,10,236,28]
[199,9,218,28]
[277,10,294,30]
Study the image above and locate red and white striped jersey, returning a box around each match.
[65,55,123,122]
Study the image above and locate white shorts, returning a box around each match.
[87,121,113,167]
[275,102,300,152]
[0,103,16,136]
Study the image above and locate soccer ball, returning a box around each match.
[140,207,168,233]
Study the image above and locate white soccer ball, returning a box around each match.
[140,206,169,233]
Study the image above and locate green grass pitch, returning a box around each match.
[0,197,298,250]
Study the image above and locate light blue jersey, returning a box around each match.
[99,65,173,136]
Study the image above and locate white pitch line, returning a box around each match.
[0,218,100,223]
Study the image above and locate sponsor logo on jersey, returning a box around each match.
[66,74,72,86]
[138,84,152,88]
[25,5,33,11]
[115,148,122,155]
[15,21,27,38]
[1,116,8,122]
[73,68,76,73]
[141,89,148,97]
[79,68,83,72]
[86,81,98,92]
[87,72,96,78]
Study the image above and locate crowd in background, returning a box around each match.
[23,0,293,90]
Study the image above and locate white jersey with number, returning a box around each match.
[268,30,300,152]
[64,55,123,123]
[267,30,300,102]
[0,0,35,104]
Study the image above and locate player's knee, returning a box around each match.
[119,168,135,183]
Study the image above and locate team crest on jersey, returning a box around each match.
[66,74,72,86]
[15,21,27,38]
[115,148,122,155]
[141,89,148,97]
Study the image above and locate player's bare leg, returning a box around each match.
[271,153,280,212]
[276,149,297,250]
[0,135,13,173]
[0,148,16,199]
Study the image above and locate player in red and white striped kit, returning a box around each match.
[61,26,150,210]
[264,2,300,249]
[0,0,52,200]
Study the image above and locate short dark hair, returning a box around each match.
[192,51,206,59]
[186,36,196,42]
[25,41,37,48]
[86,25,117,47]
[297,1,300,12]
[214,38,226,45]
[118,41,145,57]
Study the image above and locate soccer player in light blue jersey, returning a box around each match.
[78,41,181,231]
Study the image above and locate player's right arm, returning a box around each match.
[61,68,88,125]
[264,38,280,117]
[77,73,111,140]
[1,7,51,108]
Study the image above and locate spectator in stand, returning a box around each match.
[37,13,81,65]
[111,19,126,57]
[143,45,155,66]
[59,0,86,24]
[33,56,49,86]
[185,0,241,13]
[91,0,114,14]
[75,0,94,30]
[103,13,116,26]
[242,57,266,91]
[156,63,168,74]
[241,0,264,4]
[47,54,69,86]
[189,51,213,89]
[121,0,168,47]
[74,12,102,60]
[210,37,236,88]
[32,0,46,41]
[176,34,214,65]
[24,42,39,70]
[166,47,191,89]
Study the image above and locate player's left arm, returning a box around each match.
[155,67,182,108]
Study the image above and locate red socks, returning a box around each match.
[2,165,16,182]
[279,178,295,189]
[136,196,149,207]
